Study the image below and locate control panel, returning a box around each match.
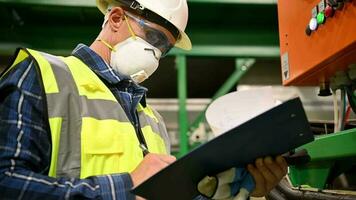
[278,0,356,87]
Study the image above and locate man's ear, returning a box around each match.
[108,7,125,32]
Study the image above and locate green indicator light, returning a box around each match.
[317,12,325,25]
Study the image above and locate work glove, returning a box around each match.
[197,168,255,200]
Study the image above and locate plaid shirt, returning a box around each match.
[0,44,148,200]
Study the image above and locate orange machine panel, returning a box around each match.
[278,0,356,86]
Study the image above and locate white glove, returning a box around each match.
[197,168,255,200]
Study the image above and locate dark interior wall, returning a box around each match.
[0,55,12,72]
[143,57,282,98]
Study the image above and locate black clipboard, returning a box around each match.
[132,97,314,200]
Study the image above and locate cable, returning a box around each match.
[344,105,351,127]
[333,90,339,133]
[346,85,356,114]
[274,178,356,200]
[338,89,346,131]
[267,189,287,200]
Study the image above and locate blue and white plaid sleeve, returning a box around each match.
[0,57,135,200]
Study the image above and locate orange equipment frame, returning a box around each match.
[278,0,356,86]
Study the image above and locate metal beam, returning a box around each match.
[177,55,189,157]
[0,0,96,7]
[169,45,280,57]
[0,0,276,6]
[188,0,277,4]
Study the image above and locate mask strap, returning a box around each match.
[124,14,137,40]
[97,38,116,52]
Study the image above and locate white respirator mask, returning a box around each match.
[110,37,161,83]
[99,13,163,83]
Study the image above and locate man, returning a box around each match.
[0,0,287,199]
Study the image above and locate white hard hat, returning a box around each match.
[97,0,192,50]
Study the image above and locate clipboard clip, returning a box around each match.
[282,149,311,166]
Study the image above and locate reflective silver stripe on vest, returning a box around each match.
[46,95,130,121]
[151,109,171,154]
[42,53,82,178]
[138,110,171,154]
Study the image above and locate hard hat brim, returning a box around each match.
[97,0,111,14]
[175,31,192,51]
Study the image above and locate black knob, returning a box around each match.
[318,83,332,96]
[305,25,312,36]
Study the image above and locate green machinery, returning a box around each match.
[289,129,356,189]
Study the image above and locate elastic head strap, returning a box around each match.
[123,14,137,40]
[96,39,116,52]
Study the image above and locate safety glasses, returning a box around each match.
[124,12,176,57]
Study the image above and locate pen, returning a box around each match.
[139,143,150,156]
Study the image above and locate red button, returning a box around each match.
[325,5,334,17]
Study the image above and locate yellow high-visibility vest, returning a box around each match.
[6,48,170,179]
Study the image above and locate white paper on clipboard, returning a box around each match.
[206,87,280,136]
